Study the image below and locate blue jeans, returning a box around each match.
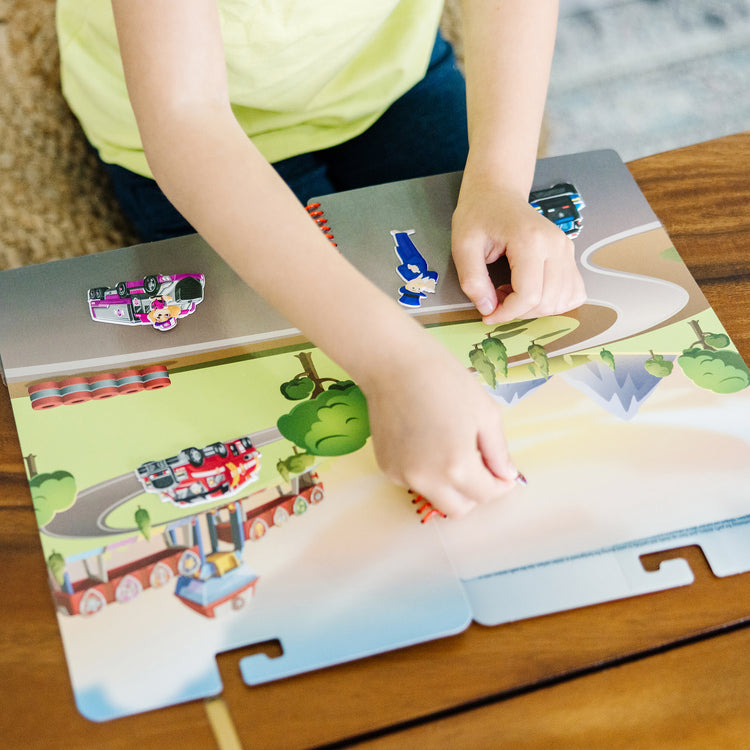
[102,33,469,242]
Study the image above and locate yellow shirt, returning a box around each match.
[56,0,445,177]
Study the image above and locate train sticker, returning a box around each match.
[49,470,325,619]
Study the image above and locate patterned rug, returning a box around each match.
[1,0,747,269]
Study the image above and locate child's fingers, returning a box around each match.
[452,236,500,317]
[428,467,517,519]
[477,415,517,482]
[484,250,546,323]
[417,444,519,519]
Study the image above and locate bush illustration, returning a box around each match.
[466,323,572,386]
[528,341,550,380]
[276,450,316,481]
[135,506,151,540]
[280,376,315,400]
[278,380,370,456]
[676,320,749,393]
[30,470,77,527]
[678,348,750,394]
[47,551,66,587]
[480,336,508,377]
[280,352,339,400]
[469,345,497,388]
[600,348,616,372]
[644,351,674,378]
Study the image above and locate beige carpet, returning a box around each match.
[0,1,465,271]
[0,0,139,269]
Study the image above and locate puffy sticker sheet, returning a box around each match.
[0,150,748,721]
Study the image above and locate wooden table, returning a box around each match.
[2,133,749,749]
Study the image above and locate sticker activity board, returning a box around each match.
[0,150,748,722]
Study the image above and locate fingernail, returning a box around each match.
[477,297,494,316]
[514,471,527,486]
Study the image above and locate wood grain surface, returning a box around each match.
[361,623,750,750]
[1,133,748,749]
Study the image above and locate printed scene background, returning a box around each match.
[1,0,748,269]
[25,306,750,718]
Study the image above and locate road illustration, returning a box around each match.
[582,225,689,331]
[556,222,690,357]
[43,426,283,539]
[473,222,691,371]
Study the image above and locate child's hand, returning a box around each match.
[452,176,586,324]
[363,342,520,519]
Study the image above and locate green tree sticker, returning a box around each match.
[30,470,77,527]
[280,376,315,400]
[678,349,750,393]
[280,352,340,400]
[277,381,370,456]
[677,320,749,393]
[644,351,674,378]
[481,336,508,377]
[47,550,66,587]
[704,333,731,349]
[528,341,550,380]
[276,450,316,481]
[135,506,152,540]
[600,348,616,372]
[469,345,497,388]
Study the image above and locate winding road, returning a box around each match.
[43,426,283,539]
[513,222,691,365]
[570,222,690,354]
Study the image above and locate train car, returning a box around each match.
[215,471,324,544]
[174,550,259,618]
[52,540,200,617]
[50,509,258,619]
[172,509,260,618]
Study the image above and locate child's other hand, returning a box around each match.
[452,176,586,324]
[363,343,519,519]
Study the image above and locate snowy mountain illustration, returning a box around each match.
[560,354,675,420]
[490,377,548,407]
